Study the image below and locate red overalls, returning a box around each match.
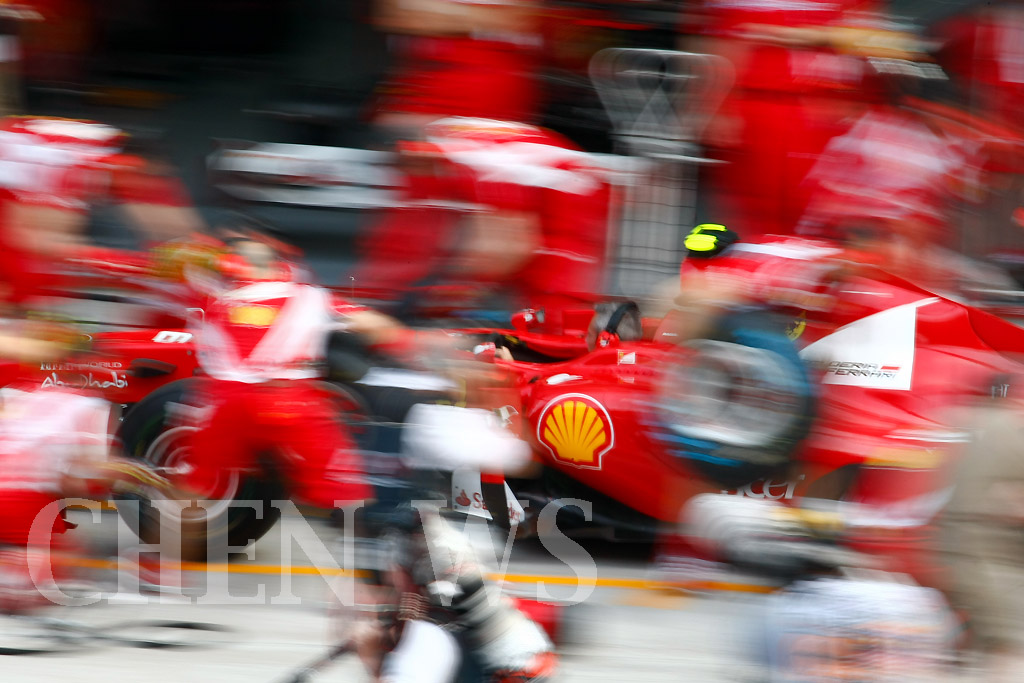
[184,281,372,509]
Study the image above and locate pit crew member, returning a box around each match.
[371,0,542,137]
[356,117,614,335]
[354,505,556,683]
[0,115,204,305]
[683,0,932,238]
[167,230,497,558]
[0,381,175,612]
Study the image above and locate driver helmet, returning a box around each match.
[684,223,740,259]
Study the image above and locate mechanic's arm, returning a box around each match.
[659,252,846,343]
[0,318,85,364]
[119,202,207,244]
[657,268,752,343]
[353,619,389,681]
[340,308,416,348]
[111,160,208,243]
[333,306,458,372]
[5,202,89,256]
[0,331,68,363]
[338,307,509,407]
[339,307,467,369]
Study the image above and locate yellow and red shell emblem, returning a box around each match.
[537,393,614,469]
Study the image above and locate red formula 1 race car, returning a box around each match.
[52,235,1024,566]
[449,238,1024,565]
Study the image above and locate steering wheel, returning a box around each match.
[594,301,640,348]
[604,301,640,337]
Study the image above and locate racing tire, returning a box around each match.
[652,310,815,489]
[115,378,285,559]
[117,378,377,558]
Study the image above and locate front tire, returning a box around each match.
[651,311,816,488]
[115,378,284,558]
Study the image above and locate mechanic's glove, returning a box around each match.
[150,236,226,282]
[397,590,432,622]
[23,312,91,353]
[472,339,514,362]
[103,460,176,498]
[472,340,499,361]
[773,506,846,538]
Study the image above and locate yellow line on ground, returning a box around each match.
[195,563,369,577]
[59,557,775,594]
[499,574,655,589]
[64,557,366,577]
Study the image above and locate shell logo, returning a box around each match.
[537,393,614,469]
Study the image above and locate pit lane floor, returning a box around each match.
[0,510,766,682]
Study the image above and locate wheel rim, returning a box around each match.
[658,340,807,448]
[143,425,240,524]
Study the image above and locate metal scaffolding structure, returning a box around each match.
[590,48,732,302]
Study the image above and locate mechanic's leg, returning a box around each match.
[0,493,71,613]
[257,381,378,580]
[265,383,373,511]
[942,519,1024,681]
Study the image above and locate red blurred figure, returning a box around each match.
[796,106,970,240]
[792,104,1020,296]
[0,385,109,611]
[371,0,542,134]
[933,2,1024,135]
[355,117,614,335]
[349,142,472,305]
[18,0,94,85]
[175,235,374,518]
[0,116,203,307]
[932,2,1024,258]
[685,0,900,238]
[0,381,178,612]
